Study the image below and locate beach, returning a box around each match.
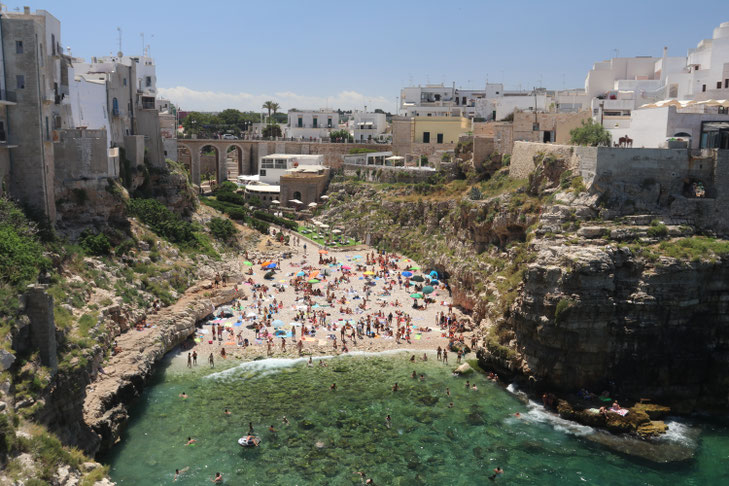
[175,238,468,369]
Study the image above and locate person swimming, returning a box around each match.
[282,416,290,425]
[392,383,399,391]
[385,414,391,429]
[331,383,337,391]
[488,467,504,481]
[211,472,223,483]
[174,467,189,481]
[179,392,188,399]
[185,437,196,445]
[224,408,231,415]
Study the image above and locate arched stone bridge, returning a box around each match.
[177,139,391,186]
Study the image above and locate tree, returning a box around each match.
[263,124,282,138]
[262,101,279,123]
[329,129,352,143]
[570,119,612,147]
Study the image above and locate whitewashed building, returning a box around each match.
[350,111,387,141]
[257,154,324,185]
[285,110,339,139]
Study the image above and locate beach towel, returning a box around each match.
[611,408,629,416]
[414,334,422,340]
[194,338,202,343]
[234,321,242,327]
[225,341,236,346]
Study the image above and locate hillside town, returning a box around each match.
[2,3,729,485]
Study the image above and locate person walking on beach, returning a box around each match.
[208,353,214,368]
[297,340,303,356]
[443,350,448,364]
[187,353,192,368]
[437,346,442,361]
[192,351,198,366]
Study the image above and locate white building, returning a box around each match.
[584,21,729,139]
[257,154,324,184]
[350,111,387,142]
[285,110,339,139]
[474,88,550,121]
[400,84,493,118]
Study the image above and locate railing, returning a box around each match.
[0,89,16,103]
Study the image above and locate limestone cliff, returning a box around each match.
[322,158,729,413]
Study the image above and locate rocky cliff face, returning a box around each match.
[324,161,729,413]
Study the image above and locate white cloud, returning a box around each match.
[157,86,393,113]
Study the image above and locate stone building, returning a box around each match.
[279,165,330,208]
[392,115,470,163]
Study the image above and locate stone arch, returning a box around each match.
[200,144,221,190]
[293,191,302,201]
[225,144,247,179]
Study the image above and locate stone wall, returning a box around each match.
[341,163,437,183]
[23,285,57,372]
[53,129,112,184]
[136,109,165,168]
[280,172,329,207]
[509,141,578,178]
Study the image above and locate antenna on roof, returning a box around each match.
[116,27,123,57]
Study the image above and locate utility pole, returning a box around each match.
[116,27,122,55]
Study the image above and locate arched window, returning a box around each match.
[293,191,302,201]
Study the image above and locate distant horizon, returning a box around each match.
[15,0,729,112]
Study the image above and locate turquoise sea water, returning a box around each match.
[105,352,729,485]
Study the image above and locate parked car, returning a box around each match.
[222,134,238,140]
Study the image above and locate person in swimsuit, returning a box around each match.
[211,472,223,483]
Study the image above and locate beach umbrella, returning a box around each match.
[308,278,320,284]
[410,292,423,299]
[409,265,420,270]
[402,271,413,277]
[430,279,440,285]
[290,322,302,327]
[422,286,435,294]
[342,265,351,270]
[264,271,274,280]
[296,271,306,277]
[261,260,273,267]
[309,270,320,279]
[363,271,375,276]
[265,263,277,269]
[246,312,257,318]
[429,270,439,279]
[243,261,253,266]
[411,275,425,282]
[319,249,328,254]
[272,319,285,328]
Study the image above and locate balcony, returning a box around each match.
[0,89,16,106]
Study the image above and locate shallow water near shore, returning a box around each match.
[105,352,729,485]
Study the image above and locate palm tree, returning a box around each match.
[271,102,280,121]
[262,101,276,123]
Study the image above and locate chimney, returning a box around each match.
[23,6,30,14]
[663,46,668,57]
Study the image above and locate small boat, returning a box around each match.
[238,435,261,447]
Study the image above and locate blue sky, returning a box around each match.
[17,0,729,112]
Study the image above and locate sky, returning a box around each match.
[15,0,729,113]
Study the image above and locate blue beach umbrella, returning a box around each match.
[266,263,278,269]
[402,271,413,277]
[429,270,439,279]
[296,271,306,277]
[430,279,440,285]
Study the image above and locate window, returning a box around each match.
[702,84,707,92]
[16,75,24,89]
[123,78,127,86]
[422,131,430,143]
[0,121,6,142]
[51,34,55,55]
[327,117,332,128]
[313,117,318,128]
[260,169,267,176]
[462,96,466,105]
[112,97,119,116]
[145,76,152,87]
[297,117,303,127]
[45,117,49,141]
[725,79,729,89]
[15,41,22,54]
[436,133,443,144]
[718,82,723,89]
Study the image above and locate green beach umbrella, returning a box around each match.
[308,278,320,284]
[422,286,434,294]
[409,266,420,270]
[410,292,423,299]
[243,261,253,266]
[411,275,425,282]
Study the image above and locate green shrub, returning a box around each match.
[249,218,269,235]
[115,238,135,257]
[208,217,237,241]
[227,208,247,220]
[127,199,196,245]
[79,231,111,256]
[0,198,50,287]
[647,222,669,238]
[0,413,15,455]
[554,298,574,324]
[469,186,482,200]
[216,181,238,193]
[216,191,245,206]
[253,210,298,230]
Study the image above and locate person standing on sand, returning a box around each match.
[192,351,198,365]
[187,353,192,368]
[443,350,448,364]
[208,353,214,368]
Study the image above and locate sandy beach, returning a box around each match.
[175,239,469,369]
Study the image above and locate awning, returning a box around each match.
[289,199,303,205]
[320,195,329,199]
[385,156,405,160]
[272,199,280,204]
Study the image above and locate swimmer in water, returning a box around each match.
[411,371,417,379]
[465,380,470,389]
[211,472,223,483]
[331,383,337,391]
[488,467,504,481]
[446,387,450,396]
[419,374,425,382]
[308,357,313,367]
[392,382,399,392]
[269,424,276,433]
[385,415,391,429]
[173,467,189,481]
[448,402,454,408]
[224,408,231,415]
[472,384,478,391]
[514,412,522,418]
[179,392,188,399]
[186,437,196,445]
[410,355,415,362]
[282,416,290,425]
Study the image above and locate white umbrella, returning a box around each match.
[320,224,330,229]
[272,200,280,204]
[308,202,318,207]
[320,195,329,200]
[289,199,303,205]
[332,229,342,234]
[246,312,257,318]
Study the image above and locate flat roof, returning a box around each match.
[261,153,324,159]
[286,165,328,172]
[245,185,280,193]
